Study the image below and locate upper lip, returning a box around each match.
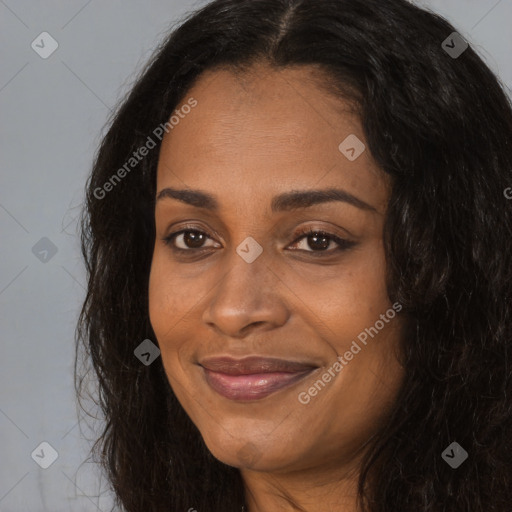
[199,356,318,375]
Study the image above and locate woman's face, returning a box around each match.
[149,63,405,477]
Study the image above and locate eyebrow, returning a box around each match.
[156,187,378,213]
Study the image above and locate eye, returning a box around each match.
[162,227,219,252]
[288,228,356,255]
[161,226,356,256]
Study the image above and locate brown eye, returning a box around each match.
[163,229,219,251]
[300,232,332,251]
[177,230,207,249]
[289,229,356,254]
[162,226,356,258]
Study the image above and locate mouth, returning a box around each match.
[199,356,319,401]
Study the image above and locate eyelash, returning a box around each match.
[162,225,356,257]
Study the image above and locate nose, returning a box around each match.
[201,248,290,338]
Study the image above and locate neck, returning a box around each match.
[241,457,364,512]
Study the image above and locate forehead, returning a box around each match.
[156,63,389,211]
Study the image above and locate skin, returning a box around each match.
[149,62,406,512]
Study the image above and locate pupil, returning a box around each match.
[185,231,205,248]
[309,233,329,250]
[182,231,331,250]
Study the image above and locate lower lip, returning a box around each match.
[202,367,315,401]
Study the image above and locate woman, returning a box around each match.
[75,0,512,510]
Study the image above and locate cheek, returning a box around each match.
[148,257,186,385]
[148,248,183,341]
[295,245,389,330]
[343,240,390,317]
[148,242,217,317]
[148,246,207,369]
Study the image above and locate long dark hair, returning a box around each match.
[75,0,512,510]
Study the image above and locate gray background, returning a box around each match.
[1,1,511,510]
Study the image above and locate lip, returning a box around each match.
[199,356,318,401]
[200,356,318,374]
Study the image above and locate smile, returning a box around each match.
[198,356,319,401]
[202,368,316,400]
